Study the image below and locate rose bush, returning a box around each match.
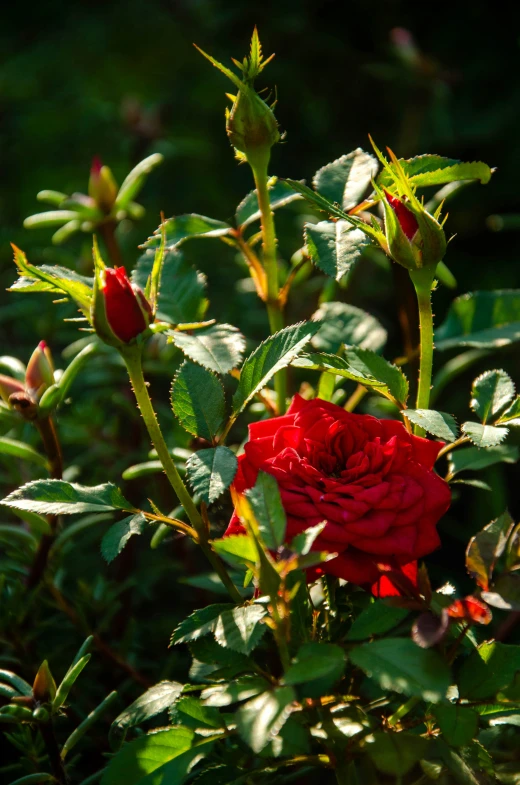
[226,395,451,594]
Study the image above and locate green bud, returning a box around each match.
[25,341,55,400]
[226,86,280,167]
[32,706,50,722]
[33,660,57,703]
[89,157,118,214]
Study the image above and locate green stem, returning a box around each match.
[251,158,287,414]
[122,345,242,603]
[409,265,436,435]
[387,695,420,727]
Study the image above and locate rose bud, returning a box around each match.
[93,265,153,345]
[25,341,55,400]
[226,87,280,167]
[379,188,447,270]
[88,156,118,214]
[225,395,451,598]
[447,595,492,625]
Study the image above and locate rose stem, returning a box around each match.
[250,156,287,414]
[27,416,63,588]
[409,265,437,436]
[99,220,124,268]
[121,345,242,603]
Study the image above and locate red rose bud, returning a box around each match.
[25,341,54,399]
[0,374,25,405]
[88,156,118,214]
[225,395,451,598]
[380,189,446,270]
[447,596,492,625]
[386,192,419,240]
[101,266,153,344]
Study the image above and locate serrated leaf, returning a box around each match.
[292,352,388,393]
[403,409,458,442]
[172,362,225,441]
[346,602,410,641]
[466,511,514,590]
[346,348,409,404]
[366,731,430,776]
[171,604,234,646]
[201,676,269,707]
[470,370,515,423]
[305,221,370,281]
[101,513,147,564]
[233,322,321,415]
[132,249,208,324]
[350,638,451,702]
[377,155,493,189]
[214,605,267,654]
[236,686,295,753]
[497,396,520,426]
[313,148,379,209]
[283,643,345,686]
[236,178,302,228]
[170,696,223,731]
[436,290,520,350]
[210,535,257,570]
[245,471,286,550]
[458,641,520,700]
[110,681,183,748]
[2,480,131,515]
[168,324,245,374]
[142,214,232,249]
[186,447,238,504]
[100,726,199,785]
[311,301,387,354]
[432,704,479,747]
[462,422,508,447]
[448,445,519,476]
[290,522,327,555]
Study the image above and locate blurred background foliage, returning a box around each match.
[1,1,520,779]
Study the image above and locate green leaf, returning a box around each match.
[292,352,387,393]
[172,362,225,441]
[305,221,370,281]
[100,726,197,785]
[311,301,387,354]
[346,348,408,404]
[170,696,223,730]
[214,605,267,654]
[436,290,520,350]
[403,410,458,442]
[458,641,520,700]
[2,480,132,516]
[461,422,508,447]
[448,445,519,476]
[290,522,326,555]
[142,214,232,249]
[284,642,346,686]
[350,638,451,702]
[52,654,91,711]
[497,396,520,426]
[115,153,164,209]
[377,155,493,189]
[432,704,479,747]
[366,731,430,776]
[201,676,269,707]
[38,342,99,417]
[132,249,208,324]
[470,370,515,423]
[313,148,379,209]
[210,534,257,570]
[101,513,147,564]
[171,604,234,646]
[233,321,321,415]
[346,602,410,641]
[0,437,48,468]
[168,324,246,374]
[482,573,520,611]
[186,447,238,504]
[245,471,286,550]
[465,511,514,590]
[236,178,302,228]
[0,669,33,697]
[110,681,184,748]
[23,209,80,228]
[236,687,295,753]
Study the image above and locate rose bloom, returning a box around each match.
[226,395,451,596]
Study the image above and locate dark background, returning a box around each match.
[1,2,520,778]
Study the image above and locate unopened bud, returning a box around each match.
[33,660,57,703]
[89,157,118,214]
[227,88,280,168]
[25,341,54,399]
[93,265,153,346]
[381,190,446,270]
[0,374,25,405]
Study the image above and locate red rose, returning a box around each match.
[385,191,419,240]
[102,267,153,344]
[226,395,450,595]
